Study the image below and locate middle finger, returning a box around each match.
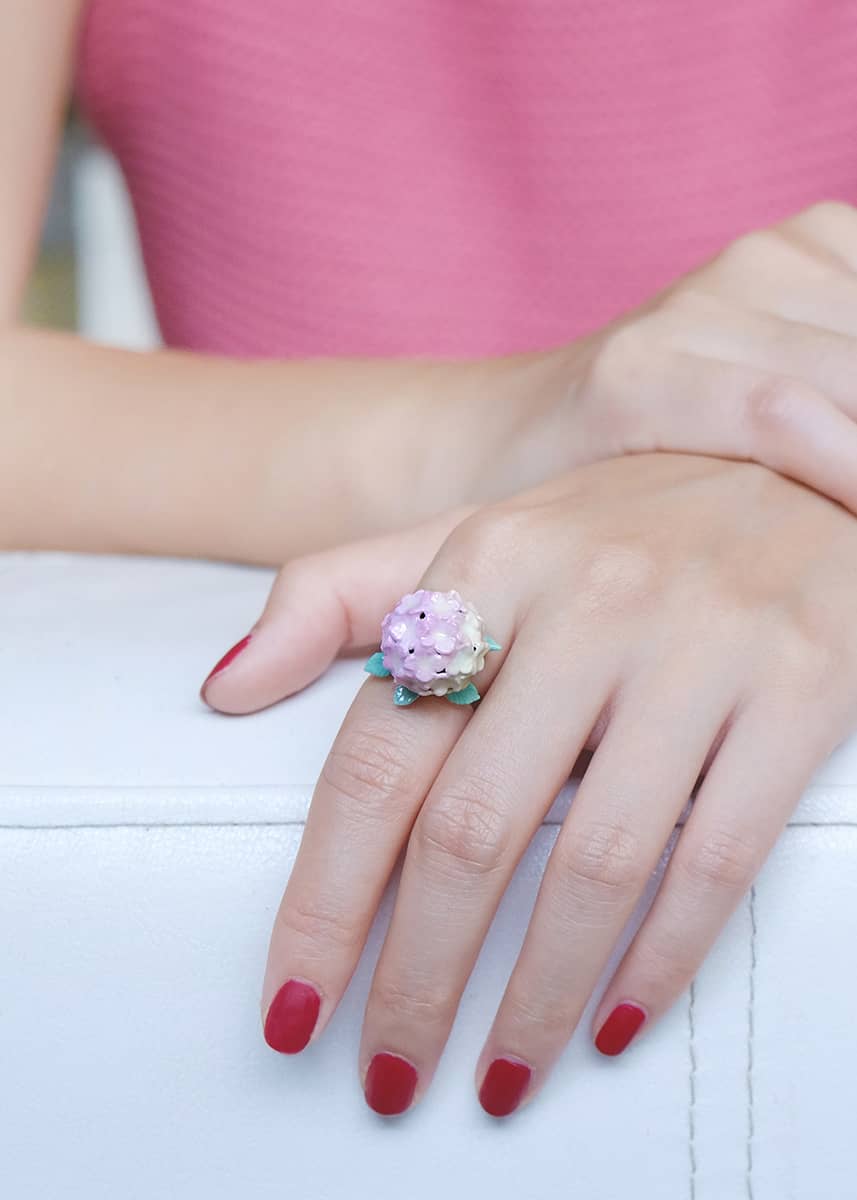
[359,621,617,1114]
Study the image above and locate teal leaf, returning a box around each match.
[364,652,391,677]
[446,683,480,705]
[393,685,419,706]
[485,636,502,652]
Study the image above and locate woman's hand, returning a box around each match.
[477,201,857,522]
[204,453,857,1116]
[575,199,857,499]
[8,196,857,564]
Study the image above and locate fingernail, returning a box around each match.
[364,1052,418,1116]
[200,633,253,696]
[479,1057,532,1118]
[263,979,321,1054]
[595,1002,647,1056]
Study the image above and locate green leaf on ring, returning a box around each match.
[485,636,502,652]
[364,652,392,677]
[446,683,481,705]
[393,685,419,706]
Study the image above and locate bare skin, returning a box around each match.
[5,6,857,567]
[209,454,857,1115]
[7,0,857,1127]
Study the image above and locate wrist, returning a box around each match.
[472,340,595,503]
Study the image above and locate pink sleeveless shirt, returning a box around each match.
[76,1,857,359]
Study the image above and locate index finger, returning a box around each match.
[261,592,510,1054]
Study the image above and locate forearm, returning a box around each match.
[0,325,574,564]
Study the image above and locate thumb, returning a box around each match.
[200,507,471,715]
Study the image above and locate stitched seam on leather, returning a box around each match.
[747,884,757,1200]
[4,819,857,830]
[688,979,697,1200]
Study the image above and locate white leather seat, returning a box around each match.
[5,143,853,1199]
[2,550,856,1199]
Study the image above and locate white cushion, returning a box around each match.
[2,551,855,1198]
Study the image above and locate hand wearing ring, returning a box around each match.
[205,454,857,1120]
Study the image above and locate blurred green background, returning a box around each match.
[21,116,81,331]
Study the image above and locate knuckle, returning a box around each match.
[270,555,323,607]
[786,201,857,271]
[277,893,362,955]
[322,725,415,818]
[415,781,510,875]
[660,283,718,320]
[681,827,759,892]
[586,322,652,399]
[716,228,778,274]
[795,199,857,227]
[555,819,646,897]
[743,376,814,442]
[442,505,533,582]
[276,555,313,587]
[371,977,453,1027]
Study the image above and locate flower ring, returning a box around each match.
[363,588,501,706]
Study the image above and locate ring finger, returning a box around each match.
[475,668,730,1116]
[590,699,830,1056]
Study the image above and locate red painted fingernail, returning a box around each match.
[200,633,252,696]
[263,979,321,1054]
[595,1002,647,1056]
[479,1057,532,1118]
[364,1052,418,1116]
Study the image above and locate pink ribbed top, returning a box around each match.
[76,1,857,359]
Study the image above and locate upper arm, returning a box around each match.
[0,0,86,323]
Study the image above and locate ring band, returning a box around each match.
[364,588,501,706]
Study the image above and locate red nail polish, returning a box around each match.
[364,1052,418,1116]
[263,979,321,1054]
[201,634,252,694]
[479,1057,531,1118]
[595,1002,647,1056]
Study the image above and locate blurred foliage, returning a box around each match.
[21,252,76,330]
[21,120,79,331]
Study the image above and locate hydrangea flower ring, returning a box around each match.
[363,589,502,707]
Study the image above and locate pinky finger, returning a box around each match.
[591,703,827,1056]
